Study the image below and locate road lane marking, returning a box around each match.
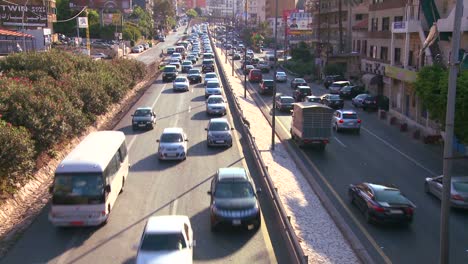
[188,105,191,113]
[334,136,347,147]
[362,126,438,176]
[170,199,178,215]
[151,84,166,109]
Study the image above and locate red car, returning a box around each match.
[248,69,262,82]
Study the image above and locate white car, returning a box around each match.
[205,80,222,98]
[206,95,227,115]
[136,215,195,264]
[171,52,183,62]
[204,72,218,86]
[91,53,109,60]
[173,76,190,92]
[157,128,188,160]
[275,71,287,82]
[132,45,144,53]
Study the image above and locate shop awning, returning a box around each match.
[0,29,34,38]
[361,73,382,86]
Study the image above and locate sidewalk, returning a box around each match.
[214,48,359,263]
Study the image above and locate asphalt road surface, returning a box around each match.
[227,49,468,264]
[0,27,291,264]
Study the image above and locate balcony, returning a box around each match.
[369,0,406,11]
[391,20,421,33]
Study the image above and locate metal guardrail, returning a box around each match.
[209,30,308,264]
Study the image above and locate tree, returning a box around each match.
[291,41,312,62]
[414,65,468,143]
[129,6,154,39]
[153,0,176,30]
[54,0,79,36]
[186,9,198,19]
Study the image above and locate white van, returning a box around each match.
[48,131,129,226]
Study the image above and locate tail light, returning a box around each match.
[368,202,385,212]
[452,194,464,201]
[101,210,106,216]
[339,119,344,123]
[357,119,361,123]
[404,207,414,215]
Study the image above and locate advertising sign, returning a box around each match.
[78,17,88,28]
[69,0,132,12]
[283,9,313,37]
[0,4,48,28]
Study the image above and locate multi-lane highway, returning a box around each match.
[224,46,468,264]
[0,27,291,264]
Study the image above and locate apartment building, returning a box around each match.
[247,0,266,25]
[265,0,297,18]
[207,0,236,17]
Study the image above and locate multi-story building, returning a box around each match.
[265,0,297,18]
[207,0,237,17]
[247,0,266,25]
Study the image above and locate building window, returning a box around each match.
[363,40,367,55]
[380,47,388,61]
[370,45,378,58]
[371,18,378,31]
[357,39,361,53]
[408,50,414,66]
[372,0,384,3]
[394,48,401,64]
[355,14,363,21]
[382,17,390,31]
[394,16,403,22]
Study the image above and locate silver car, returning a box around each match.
[352,93,369,108]
[173,76,190,92]
[157,128,188,161]
[275,71,288,82]
[205,118,234,147]
[204,72,218,86]
[425,175,468,209]
[205,80,222,98]
[206,95,227,115]
[332,109,361,133]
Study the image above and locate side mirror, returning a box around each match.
[131,114,134,117]
[231,128,234,130]
[207,190,212,195]
[185,138,188,141]
[105,184,111,193]
[49,186,53,194]
[156,139,160,142]
[205,128,208,130]
[256,188,262,194]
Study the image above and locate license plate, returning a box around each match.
[138,124,146,127]
[348,122,355,125]
[167,153,177,157]
[70,221,84,226]
[390,209,403,214]
[232,219,241,225]
[215,140,224,143]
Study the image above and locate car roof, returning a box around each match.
[367,183,399,192]
[207,95,223,99]
[278,95,294,99]
[332,81,350,84]
[206,80,220,83]
[165,65,176,69]
[337,109,357,115]
[136,107,152,111]
[162,127,184,134]
[297,85,311,89]
[209,117,229,123]
[217,167,248,181]
[145,215,190,234]
[294,78,306,81]
[276,71,286,74]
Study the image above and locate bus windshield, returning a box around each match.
[52,173,105,205]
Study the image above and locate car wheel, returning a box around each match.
[120,178,125,194]
[355,128,360,134]
[335,123,340,133]
[424,182,430,193]
[210,220,218,232]
[348,192,355,204]
[363,106,367,111]
[132,125,137,130]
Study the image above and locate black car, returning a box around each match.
[324,75,345,89]
[275,95,295,112]
[321,94,344,109]
[339,85,365,99]
[362,95,378,111]
[293,86,312,102]
[187,69,202,84]
[348,183,415,224]
[259,79,274,95]
[162,65,178,82]
[290,78,307,89]
[202,59,215,73]
[208,167,262,231]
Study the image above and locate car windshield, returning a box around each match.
[140,233,187,251]
[52,174,105,205]
[188,69,200,74]
[182,62,191,65]
[160,133,183,143]
[207,82,220,88]
[342,113,357,119]
[263,80,273,85]
[203,60,214,65]
[134,109,152,116]
[215,181,254,198]
[208,97,224,104]
[209,122,229,131]
[342,86,351,91]
[295,79,306,83]
[277,72,286,76]
[281,97,294,103]
[453,181,468,192]
[175,78,186,82]
[329,95,341,100]
[206,73,217,78]
[374,188,409,204]
[164,67,176,72]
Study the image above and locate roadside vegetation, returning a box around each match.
[282,41,316,77]
[0,50,146,197]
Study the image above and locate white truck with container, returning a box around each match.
[290,102,334,150]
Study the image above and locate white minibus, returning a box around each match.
[48,131,129,226]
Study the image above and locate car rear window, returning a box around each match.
[453,181,468,192]
[329,95,341,100]
[215,182,254,198]
[374,189,409,204]
[140,233,186,251]
[164,67,177,72]
[203,60,214,65]
[281,97,294,103]
[188,69,200,74]
[342,113,357,119]
[207,97,223,104]
[263,80,274,85]
[207,82,220,88]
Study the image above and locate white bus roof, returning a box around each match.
[55,131,126,174]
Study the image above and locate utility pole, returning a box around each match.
[440,1,463,263]
[271,0,278,150]
[244,0,247,98]
[232,0,235,76]
[338,0,343,53]
[347,0,352,53]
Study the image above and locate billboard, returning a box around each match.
[69,0,132,12]
[283,9,313,36]
[0,4,48,28]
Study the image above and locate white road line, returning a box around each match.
[128,136,137,150]
[362,126,438,176]
[151,84,166,109]
[170,199,178,215]
[334,136,347,147]
[188,105,191,113]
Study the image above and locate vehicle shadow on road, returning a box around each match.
[130,153,180,172]
[156,104,204,122]
[190,110,211,121]
[190,207,258,261]
[191,95,206,102]
[117,125,153,136]
[187,140,229,157]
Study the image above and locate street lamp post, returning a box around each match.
[244,0,247,98]
[232,1,235,76]
[271,0,278,150]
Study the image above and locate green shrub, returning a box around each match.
[283,60,315,77]
[0,119,36,193]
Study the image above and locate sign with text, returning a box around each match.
[69,0,132,13]
[0,4,48,28]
